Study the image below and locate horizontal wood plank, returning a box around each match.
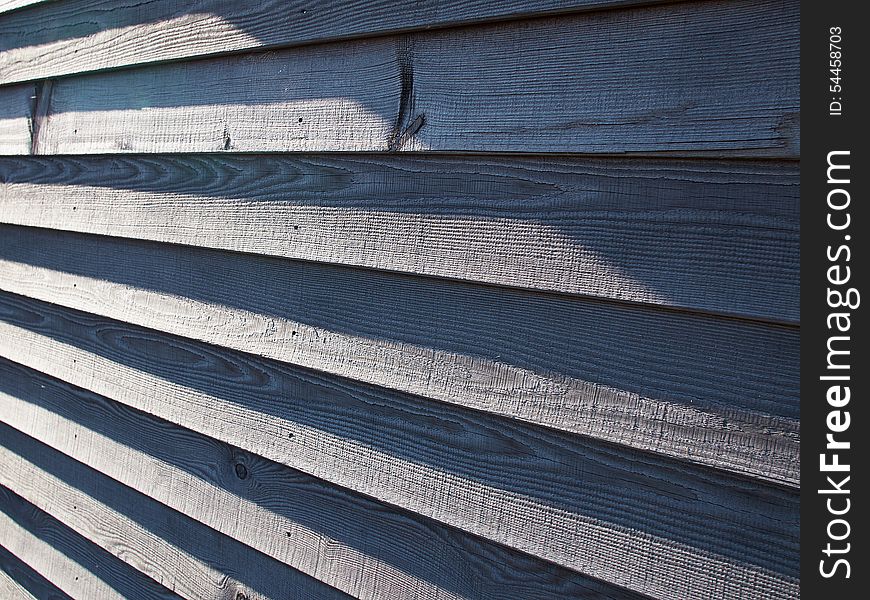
[0,0,52,15]
[0,572,37,600]
[0,425,352,600]
[0,357,649,600]
[0,487,180,600]
[1,543,70,600]
[0,155,800,321]
[0,0,799,156]
[0,294,800,600]
[0,226,801,483]
[0,567,36,600]
[0,0,683,84]
[0,83,32,154]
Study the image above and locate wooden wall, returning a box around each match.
[0,0,799,598]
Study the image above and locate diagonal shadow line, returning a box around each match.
[0,0,584,52]
[0,356,651,600]
[0,292,800,578]
[0,224,800,419]
[0,541,74,600]
[0,153,800,326]
[0,483,181,599]
[0,0,186,49]
[0,423,352,600]
[0,152,801,306]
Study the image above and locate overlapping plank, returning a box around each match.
[1,543,69,600]
[0,0,684,84]
[0,488,179,600]
[0,0,799,156]
[0,567,35,600]
[0,547,51,600]
[0,1,52,15]
[0,570,35,600]
[0,293,800,600]
[0,357,648,600]
[0,83,33,154]
[0,426,351,600]
[0,155,800,321]
[0,226,800,483]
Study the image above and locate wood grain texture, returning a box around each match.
[0,0,684,84]
[0,294,800,600]
[0,155,800,322]
[0,487,180,600]
[0,225,801,484]
[0,544,70,600]
[0,0,52,15]
[0,0,799,156]
[0,357,648,600]
[0,567,36,600]
[0,83,33,154]
[0,425,352,600]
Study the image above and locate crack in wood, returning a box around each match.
[387,38,419,151]
[29,79,53,155]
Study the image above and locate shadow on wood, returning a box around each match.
[0,291,801,591]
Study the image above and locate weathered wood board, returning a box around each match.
[0,0,52,15]
[0,155,800,321]
[0,0,799,156]
[1,542,70,600]
[0,356,649,600]
[0,227,800,484]
[0,487,181,600]
[0,83,34,154]
[0,0,683,83]
[0,294,800,600]
[0,0,801,597]
[0,426,351,600]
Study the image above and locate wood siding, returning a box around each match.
[0,1,799,599]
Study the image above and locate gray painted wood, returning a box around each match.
[0,544,70,600]
[0,425,352,600]
[0,572,35,600]
[0,294,800,600]
[0,557,39,600]
[0,0,52,15]
[0,576,35,600]
[0,0,799,156]
[0,226,800,484]
[0,83,33,154]
[0,357,649,600]
[0,0,685,84]
[0,0,800,597]
[0,487,180,600]
[0,155,800,322]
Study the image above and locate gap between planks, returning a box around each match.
[0,293,801,600]
[0,154,800,323]
[0,0,799,157]
[0,226,802,485]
